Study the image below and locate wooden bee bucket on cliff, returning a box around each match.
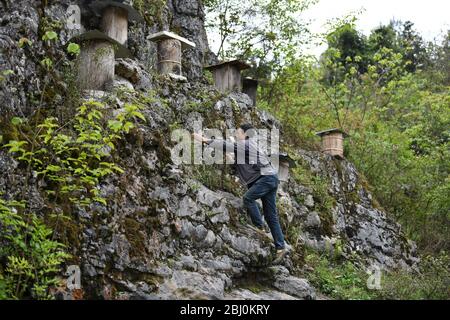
[148,31,196,79]
[315,128,349,159]
[69,30,132,90]
[89,0,144,45]
[242,77,258,106]
[270,152,296,183]
[204,60,250,93]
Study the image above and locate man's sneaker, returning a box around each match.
[272,248,289,264]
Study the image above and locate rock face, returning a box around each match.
[166,0,216,79]
[0,0,418,300]
[0,0,41,115]
[296,151,419,270]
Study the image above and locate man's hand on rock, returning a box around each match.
[193,132,208,143]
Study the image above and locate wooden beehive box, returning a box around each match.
[69,30,132,90]
[89,0,144,45]
[315,128,349,159]
[204,60,250,93]
[148,31,196,78]
[270,152,296,182]
[242,77,258,106]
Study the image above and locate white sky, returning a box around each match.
[301,0,450,55]
[207,0,450,57]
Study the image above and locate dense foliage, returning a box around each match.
[204,0,316,77]
[262,24,449,299]
[255,22,449,255]
[0,197,70,299]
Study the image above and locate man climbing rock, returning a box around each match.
[193,123,289,264]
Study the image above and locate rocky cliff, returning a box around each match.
[0,0,418,300]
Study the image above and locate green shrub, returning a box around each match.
[3,101,145,207]
[258,40,450,256]
[305,252,376,300]
[306,250,450,300]
[0,197,70,299]
[0,99,145,299]
[378,252,450,300]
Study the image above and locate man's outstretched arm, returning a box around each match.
[192,133,236,153]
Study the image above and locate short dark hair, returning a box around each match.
[239,123,254,132]
[239,123,255,139]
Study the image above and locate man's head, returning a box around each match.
[235,123,255,141]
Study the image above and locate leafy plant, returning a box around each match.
[379,252,450,300]
[4,101,145,207]
[42,31,58,42]
[305,251,376,300]
[0,197,70,299]
[18,38,32,48]
[67,43,80,56]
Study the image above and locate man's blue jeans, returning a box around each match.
[243,174,285,250]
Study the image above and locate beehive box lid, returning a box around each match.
[204,59,251,71]
[147,31,196,49]
[89,0,144,22]
[315,128,349,137]
[243,77,259,86]
[68,30,132,58]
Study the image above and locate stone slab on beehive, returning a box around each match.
[89,0,144,22]
[148,31,196,49]
[69,29,132,58]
